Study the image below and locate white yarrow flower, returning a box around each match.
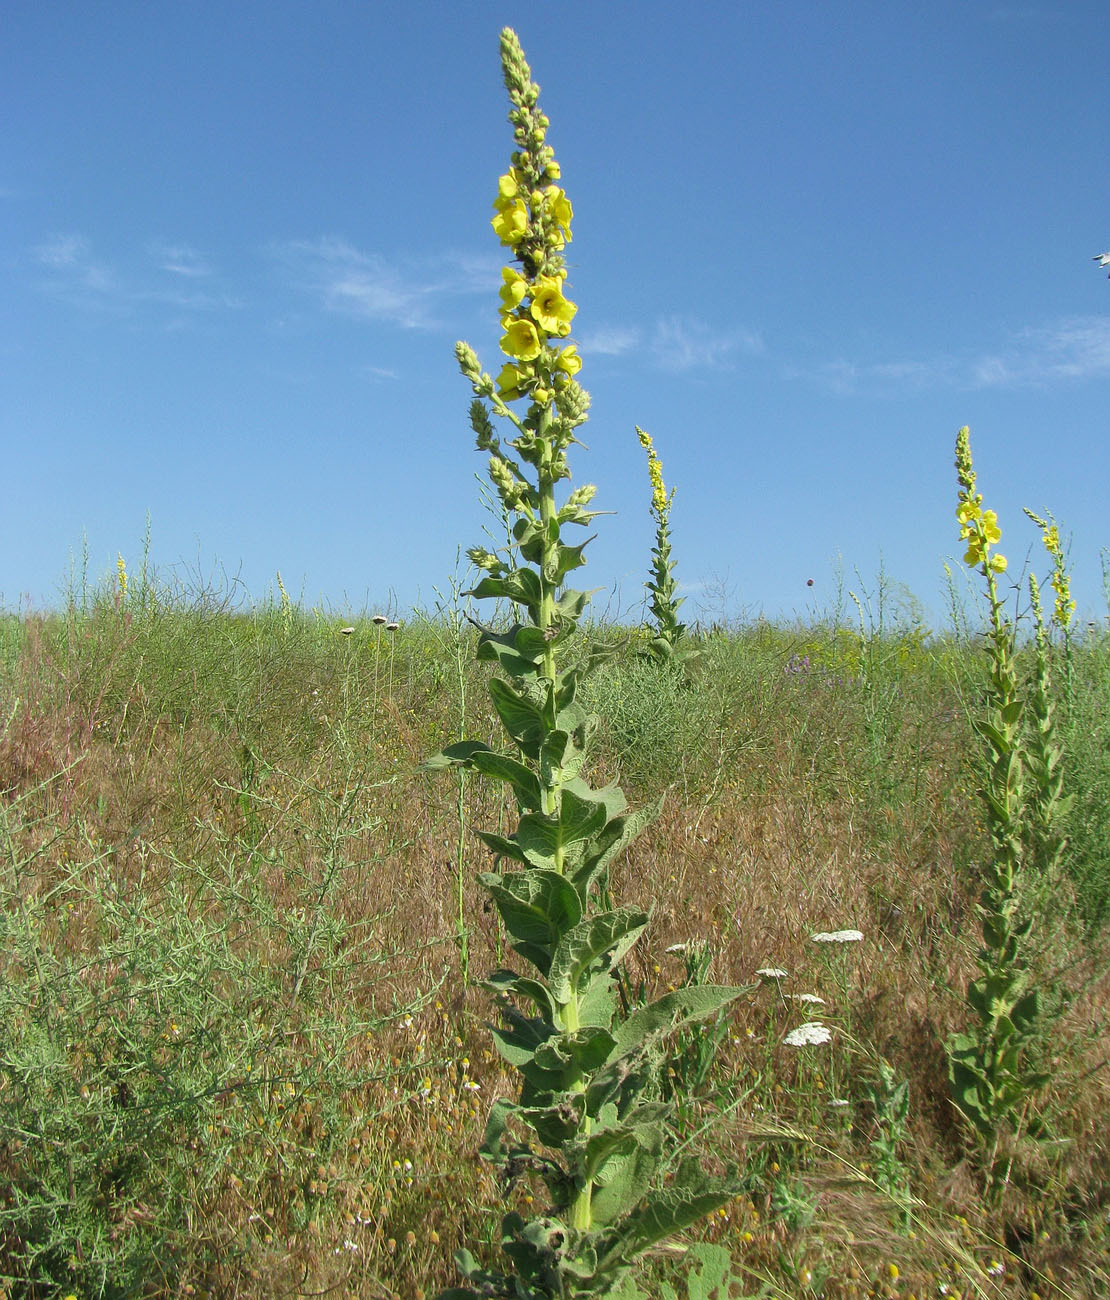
[783,1022,833,1047]
[810,929,863,944]
[756,967,789,979]
[789,993,826,1005]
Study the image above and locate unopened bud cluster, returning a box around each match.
[455,27,590,528]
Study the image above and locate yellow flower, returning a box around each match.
[491,199,528,245]
[530,276,576,334]
[980,509,1001,546]
[989,552,1007,573]
[554,343,582,376]
[500,318,541,361]
[499,267,527,311]
[496,172,520,203]
[544,186,573,239]
[496,361,531,400]
[1043,523,1061,557]
[956,498,981,528]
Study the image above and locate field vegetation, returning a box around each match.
[1,565,1107,1298]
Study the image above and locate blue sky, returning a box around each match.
[3,0,1108,627]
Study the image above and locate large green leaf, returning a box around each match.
[589,1137,664,1227]
[569,797,665,900]
[481,870,582,953]
[549,909,649,1004]
[598,1158,742,1265]
[422,739,495,771]
[540,729,587,786]
[516,793,609,868]
[527,1026,618,1091]
[483,967,557,1020]
[475,829,530,867]
[489,678,546,753]
[469,751,543,808]
[609,985,752,1059]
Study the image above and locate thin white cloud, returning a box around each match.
[796,315,1110,395]
[271,237,494,329]
[33,233,116,293]
[148,241,212,277]
[652,315,765,373]
[580,325,641,356]
[30,232,237,313]
[968,317,1110,388]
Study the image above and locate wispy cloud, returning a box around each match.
[30,232,238,314]
[652,315,765,373]
[795,315,1110,395]
[971,317,1110,387]
[270,237,495,329]
[579,324,641,356]
[579,316,764,371]
[148,240,212,277]
[33,233,117,295]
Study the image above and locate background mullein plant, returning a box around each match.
[635,429,695,666]
[945,427,1071,1193]
[429,29,749,1299]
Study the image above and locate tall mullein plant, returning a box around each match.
[431,30,748,1300]
[945,428,1052,1186]
[635,429,694,665]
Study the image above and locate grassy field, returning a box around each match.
[1,575,1107,1300]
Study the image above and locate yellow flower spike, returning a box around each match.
[491,199,528,245]
[500,318,542,361]
[530,276,576,333]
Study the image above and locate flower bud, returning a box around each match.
[455,342,480,379]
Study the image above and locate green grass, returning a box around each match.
[1,574,1107,1299]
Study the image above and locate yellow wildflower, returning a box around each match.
[956,499,981,529]
[544,186,573,239]
[495,172,521,203]
[554,343,582,376]
[496,362,531,400]
[499,267,527,312]
[492,199,528,245]
[530,276,576,334]
[980,509,1001,546]
[116,553,128,599]
[500,318,541,361]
